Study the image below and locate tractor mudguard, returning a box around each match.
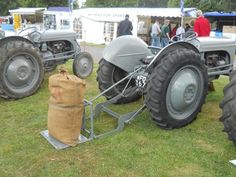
[0,36,34,47]
[102,36,153,73]
[156,41,200,62]
[146,41,200,71]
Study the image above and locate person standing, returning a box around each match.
[160,19,170,47]
[151,19,161,47]
[185,23,191,32]
[193,10,210,36]
[188,19,195,32]
[194,10,214,91]
[171,23,179,38]
[176,25,185,40]
[117,14,133,37]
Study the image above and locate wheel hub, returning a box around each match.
[78,57,92,75]
[184,84,196,103]
[17,66,29,79]
[6,55,34,86]
[81,61,88,72]
[167,67,203,120]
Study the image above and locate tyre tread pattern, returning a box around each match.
[96,59,141,104]
[219,71,236,144]
[0,40,44,100]
[145,48,208,129]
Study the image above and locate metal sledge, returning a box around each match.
[41,68,146,149]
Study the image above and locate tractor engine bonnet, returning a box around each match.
[102,36,153,73]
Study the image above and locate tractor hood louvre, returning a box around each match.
[197,37,236,51]
[40,31,78,41]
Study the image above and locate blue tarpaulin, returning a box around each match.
[204,12,236,17]
[1,24,14,31]
[47,7,71,12]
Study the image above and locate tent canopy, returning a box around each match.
[136,8,197,17]
[73,8,197,22]
[9,8,46,15]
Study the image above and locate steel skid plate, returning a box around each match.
[40,130,89,150]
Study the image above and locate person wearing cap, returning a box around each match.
[193,10,210,36]
[117,14,133,37]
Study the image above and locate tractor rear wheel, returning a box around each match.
[96,59,141,104]
[0,40,44,99]
[219,71,236,144]
[145,48,208,129]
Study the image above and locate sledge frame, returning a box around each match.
[41,67,146,149]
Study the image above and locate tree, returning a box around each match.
[138,0,167,7]
[86,0,139,7]
[168,0,230,12]
[0,0,72,16]
[0,0,20,16]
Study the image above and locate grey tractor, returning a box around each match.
[96,32,236,143]
[0,27,93,100]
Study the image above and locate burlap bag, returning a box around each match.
[48,70,86,106]
[47,68,86,146]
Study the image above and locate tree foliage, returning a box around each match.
[0,0,234,16]
[0,0,69,16]
[0,0,20,16]
[168,0,230,12]
[86,0,139,7]
[138,0,167,7]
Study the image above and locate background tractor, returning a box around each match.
[0,27,93,100]
[96,33,236,135]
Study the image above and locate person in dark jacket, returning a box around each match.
[117,14,133,37]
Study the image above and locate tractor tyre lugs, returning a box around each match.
[0,40,44,100]
[219,71,236,144]
[96,58,141,104]
[145,49,208,129]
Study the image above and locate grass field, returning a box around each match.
[1,61,236,177]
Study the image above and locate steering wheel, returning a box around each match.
[18,26,38,37]
[170,31,197,42]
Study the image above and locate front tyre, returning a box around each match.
[219,71,236,144]
[145,48,208,129]
[73,52,94,79]
[0,41,44,99]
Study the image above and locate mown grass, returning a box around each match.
[1,61,236,177]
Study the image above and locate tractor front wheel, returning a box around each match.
[145,48,208,129]
[73,52,94,79]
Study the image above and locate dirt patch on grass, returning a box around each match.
[196,139,223,153]
[168,164,211,177]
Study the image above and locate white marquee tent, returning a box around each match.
[72,8,197,44]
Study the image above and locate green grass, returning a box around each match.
[1,61,236,177]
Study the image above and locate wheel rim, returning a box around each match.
[76,56,93,77]
[111,66,136,94]
[166,65,204,120]
[3,53,41,94]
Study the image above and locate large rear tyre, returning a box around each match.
[145,48,208,129]
[219,71,236,144]
[73,52,94,79]
[0,40,44,99]
[96,59,141,104]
